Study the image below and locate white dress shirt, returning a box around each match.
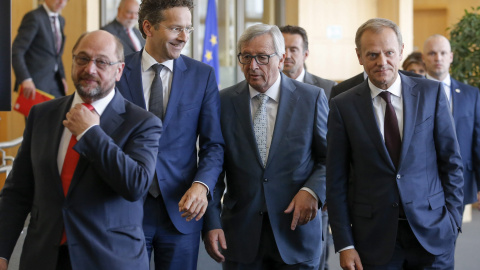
[295,68,306,82]
[57,89,115,174]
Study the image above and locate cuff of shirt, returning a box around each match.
[193,181,210,195]
[76,124,98,141]
[300,187,318,201]
[339,245,355,252]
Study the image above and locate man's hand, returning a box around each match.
[63,104,99,136]
[0,258,7,270]
[21,80,36,99]
[62,78,68,95]
[205,229,227,263]
[340,249,363,270]
[178,182,208,221]
[284,190,318,230]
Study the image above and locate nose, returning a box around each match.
[177,30,188,42]
[377,53,387,66]
[85,60,98,74]
[285,50,291,58]
[249,58,259,69]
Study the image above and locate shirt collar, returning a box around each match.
[249,72,282,103]
[295,68,306,83]
[141,49,174,73]
[426,73,451,87]
[73,88,116,116]
[369,72,402,99]
[43,3,58,17]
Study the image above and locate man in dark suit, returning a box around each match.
[279,25,337,99]
[423,34,480,211]
[0,30,161,270]
[12,0,68,99]
[101,0,145,56]
[327,18,464,270]
[203,24,328,269]
[115,0,224,269]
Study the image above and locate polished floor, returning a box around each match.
[8,207,480,269]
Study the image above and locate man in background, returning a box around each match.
[204,24,328,269]
[116,0,224,269]
[12,0,69,99]
[102,0,145,56]
[0,30,161,270]
[423,34,480,212]
[280,25,337,99]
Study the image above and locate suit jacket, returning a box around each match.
[0,90,161,270]
[327,73,464,265]
[203,73,328,264]
[12,5,66,97]
[330,70,424,100]
[304,71,337,99]
[450,78,480,205]
[101,20,145,56]
[116,51,224,234]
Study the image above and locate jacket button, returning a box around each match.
[259,211,264,215]
[396,174,401,179]
[263,178,268,182]
[392,203,399,207]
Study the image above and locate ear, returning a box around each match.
[356,48,363,65]
[399,43,404,61]
[115,63,126,81]
[143,20,154,37]
[304,49,309,61]
[449,51,454,64]
[278,53,286,69]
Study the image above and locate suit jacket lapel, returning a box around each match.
[68,90,125,195]
[398,74,419,170]
[232,81,263,165]
[267,74,299,168]
[123,51,146,108]
[163,56,187,130]
[303,72,317,85]
[450,78,461,120]
[354,81,394,168]
[39,6,57,55]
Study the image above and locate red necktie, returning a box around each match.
[60,103,94,244]
[126,28,140,51]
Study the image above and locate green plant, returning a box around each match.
[449,6,480,88]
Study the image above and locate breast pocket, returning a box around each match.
[414,116,433,134]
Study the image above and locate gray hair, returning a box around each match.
[237,24,285,55]
[355,18,403,50]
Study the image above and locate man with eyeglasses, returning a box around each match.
[101,0,145,56]
[116,0,224,269]
[0,30,161,270]
[203,24,328,269]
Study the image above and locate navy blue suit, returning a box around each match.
[450,78,480,205]
[116,51,224,268]
[0,91,161,270]
[101,20,145,56]
[204,74,328,266]
[327,73,464,266]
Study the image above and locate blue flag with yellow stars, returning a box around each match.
[202,0,220,85]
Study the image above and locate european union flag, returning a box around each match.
[202,0,220,85]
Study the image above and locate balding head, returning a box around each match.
[423,34,453,81]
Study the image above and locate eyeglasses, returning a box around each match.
[237,53,277,65]
[73,55,122,70]
[159,24,194,35]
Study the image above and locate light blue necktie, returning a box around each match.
[253,94,269,167]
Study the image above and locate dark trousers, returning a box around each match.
[363,220,455,270]
[223,214,319,270]
[143,194,200,270]
[56,245,71,270]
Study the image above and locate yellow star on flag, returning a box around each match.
[205,50,213,62]
[210,34,217,46]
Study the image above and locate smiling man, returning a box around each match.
[203,24,328,270]
[102,0,145,56]
[327,18,463,270]
[115,0,224,269]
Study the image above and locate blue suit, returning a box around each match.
[450,78,480,205]
[116,51,224,268]
[327,73,464,266]
[0,91,161,270]
[204,74,328,265]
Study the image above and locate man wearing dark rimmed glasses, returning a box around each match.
[203,23,328,270]
[0,30,161,270]
[116,0,224,269]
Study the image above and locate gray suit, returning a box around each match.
[101,20,145,56]
[12,5,66,97]
[304,71,337,99]
[204,73,328,266]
